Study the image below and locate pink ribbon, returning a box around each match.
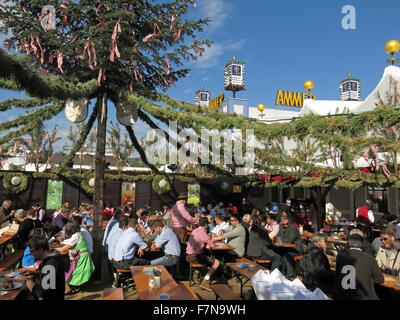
[110,20,121,62]
[170,15,176,30]
[164,57,170,75]
[363,147,369,162]
[382,161,391,178]
[57,51,64,73]
[30,35,38,56]
[36,36,44,64]
[173,24,183,42]
[371,144,379,171]
[143,23,160,42]
[23,38,30,54]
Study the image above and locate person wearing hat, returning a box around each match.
[171,192,198,279]
[0,200,14,227]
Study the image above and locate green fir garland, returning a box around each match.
[2,172,29,194]
[152,175,172,195]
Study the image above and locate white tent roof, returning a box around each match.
[352,65,400,114]
[299,65,400,117]
[299,99,361,116]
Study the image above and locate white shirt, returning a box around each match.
[62,233,81,246]
[80,226,93,254]
[211,221,230,235]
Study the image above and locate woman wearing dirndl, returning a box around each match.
[56,221,95,295]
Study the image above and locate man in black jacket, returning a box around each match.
[334,234,384,300]
[277,216,303,278]
[16,209,41,249]
[247,214,281,270]
[15,235,66,300]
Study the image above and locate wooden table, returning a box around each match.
[0,232,16,247]
[226,259,267,299]
[0,269,30,300]
[0,232,17,259]
[381,273,400,291]
[209,241,235,279]
[130,265,199,300]
[273,242,297,248]
[210,241,234,251]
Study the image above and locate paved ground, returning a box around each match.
[65,268,255,301]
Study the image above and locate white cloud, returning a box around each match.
[198,0,233,32]
[193,39,246,69]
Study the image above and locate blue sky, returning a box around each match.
[1,0,400,151]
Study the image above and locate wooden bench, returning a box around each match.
[210,283,242,300]
[103,287,124,300]
[234,257,254,264]
[0,249,24,272]
[248,257,271,266]
[189,262,206,287]
[114,269,135,290]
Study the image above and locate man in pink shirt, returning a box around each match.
[186,217,220,291]
[171,192,198,279]
[265,213,280,241]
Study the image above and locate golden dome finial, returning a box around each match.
[348,73,352,79]
[304,80,314,92]
[201,85,204,90]
[257,103,265,112]
[232,56,236,62]
[385,40,400,65]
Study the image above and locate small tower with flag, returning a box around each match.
[339,74,361,101]
[195,85,210,107]
[224,56,245,98]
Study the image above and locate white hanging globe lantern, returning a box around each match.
[10,176,22,186]
[159,179,167,189]
[221,181,230,190]
[88,178,95,187]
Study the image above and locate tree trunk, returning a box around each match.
[92,94,107,280]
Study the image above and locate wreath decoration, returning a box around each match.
[152,175,171,195]
[81,174,95,194]
[216,176,233,195]
[3,173,30,194]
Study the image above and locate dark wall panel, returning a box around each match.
[135,181,151,210]
[0,174,46,210]
[78,186,92,205]
[62,181,80,208]
[104,181,121,208]
[200,183,244,211]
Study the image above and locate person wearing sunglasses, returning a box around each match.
[376,225,400,277]
[277,216,303,278]
[212,214,246,261]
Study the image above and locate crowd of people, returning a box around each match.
[0,195,398,300]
